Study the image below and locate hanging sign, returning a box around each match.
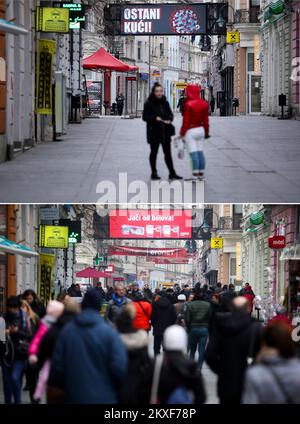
[36,7,70,33]
[268,235,286,249]
[39,225,69,249]
[36,39,56,115]
[39,253,55,305]
[211,237,223,249]
[226,30,240,43]
[121,4,207,35]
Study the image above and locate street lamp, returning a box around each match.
[216,4,235,28]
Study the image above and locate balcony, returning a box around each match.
[234,8,260,24]
[219,215,243,231]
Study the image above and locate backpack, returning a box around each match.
[166,387,193,404]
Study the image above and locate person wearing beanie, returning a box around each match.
[152,325,206,404]
[174,294,187,328]
[115,304,154,404]
[48,288,128,404]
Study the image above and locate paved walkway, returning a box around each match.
[0,115,299,203]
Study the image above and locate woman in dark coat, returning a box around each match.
[142,83,182,180]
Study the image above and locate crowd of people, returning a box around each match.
[1,281,300,404]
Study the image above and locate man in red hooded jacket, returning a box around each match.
[180,85,209,179]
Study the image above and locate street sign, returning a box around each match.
[176,82,187,89]
[268,235,286,249]
[126,76,137,81]
[105,265,115,273]
[211,237,223,249]
[40,207,59,222]
[226,30,240,43]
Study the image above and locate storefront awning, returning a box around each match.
[280,244,300,261]
[0,19,28,35]
[76,267,111,278]
[0,236,39,258]
[83,47,138,72]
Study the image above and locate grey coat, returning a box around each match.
[242,356,300,404]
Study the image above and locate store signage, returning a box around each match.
[52,2,86,29]
[105,265,115,273]
[39,225,69,249]
[176,82,187,89]
[121,4,207,35]
[126,76,137,81]
[40,207,59,222]
[39,253,55,304]
[36,7,70,33]
[108,245,188,258]
[109,209,192,239]
[36,39,56,115]
[211,237,223,249]
[59,219,82,244]
[226,30,240,43]
[268,235,286,249]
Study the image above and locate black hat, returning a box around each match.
[82,288,102,311]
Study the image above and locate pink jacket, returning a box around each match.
[28,320,49,356]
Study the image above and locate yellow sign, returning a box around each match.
[227,31,240,44]
[211,237,223,249]
[39,253,55,305]
[36,7,70,33]
[36,39,56,114]
[39,225,69,249]
[176,82,187,89]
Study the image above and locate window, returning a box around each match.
[159,43,164,58]
[137,41,142,61]
[248,52,255,72]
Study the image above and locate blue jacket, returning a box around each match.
[50,308,128,404]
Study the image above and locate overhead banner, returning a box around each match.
[39,253,55,305]
[36,39,56,115]
[109,209,192,239]
[121,4,207,35]
[146,257,190,264]
[108,245,188,258]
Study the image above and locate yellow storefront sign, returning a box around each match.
[39,253,55,304]
[39,225,69,249]
[211,237,223,249]
[176,82,187,89]
[36,7,70,33]
[36,39,56,115]
[226,31,240,44]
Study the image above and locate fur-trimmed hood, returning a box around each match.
[120,330,148,351]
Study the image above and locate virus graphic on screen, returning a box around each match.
[169,7,200,34]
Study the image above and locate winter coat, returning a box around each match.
[151,296,177,336]
[185,299,212,329]
[3,310,32,361]
[219,289,237,312]
[243,356,300,404]
[49,309,128,404]
[119,330,154,404]
[180,85,209,137]
[28,319,50,356]
[38,311,77,366]
[132,300,152,331]
[205,311,262,402]
[158,351,206,404]
[142,95,174,144]
[106,295,132,324]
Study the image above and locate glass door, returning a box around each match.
[249,74,262,114]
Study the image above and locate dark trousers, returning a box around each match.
[1,359,25,404]
[188,326,209,369]
[153,335,163,356]
[117,104,124,116]
[149,141,176,176]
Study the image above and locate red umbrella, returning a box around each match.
[76,267,111,279]
[83,47,138,72]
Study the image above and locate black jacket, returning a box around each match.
[151,296,177,336]
[142,95,174,144]
[158,351,206,404]
[3,310,32,361]
[205,311,262,402]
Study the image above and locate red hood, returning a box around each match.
[186,84,201,100]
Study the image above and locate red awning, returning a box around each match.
[83,47,138,72]
[76,267,111,278]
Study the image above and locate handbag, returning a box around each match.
[168,123,176,137]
